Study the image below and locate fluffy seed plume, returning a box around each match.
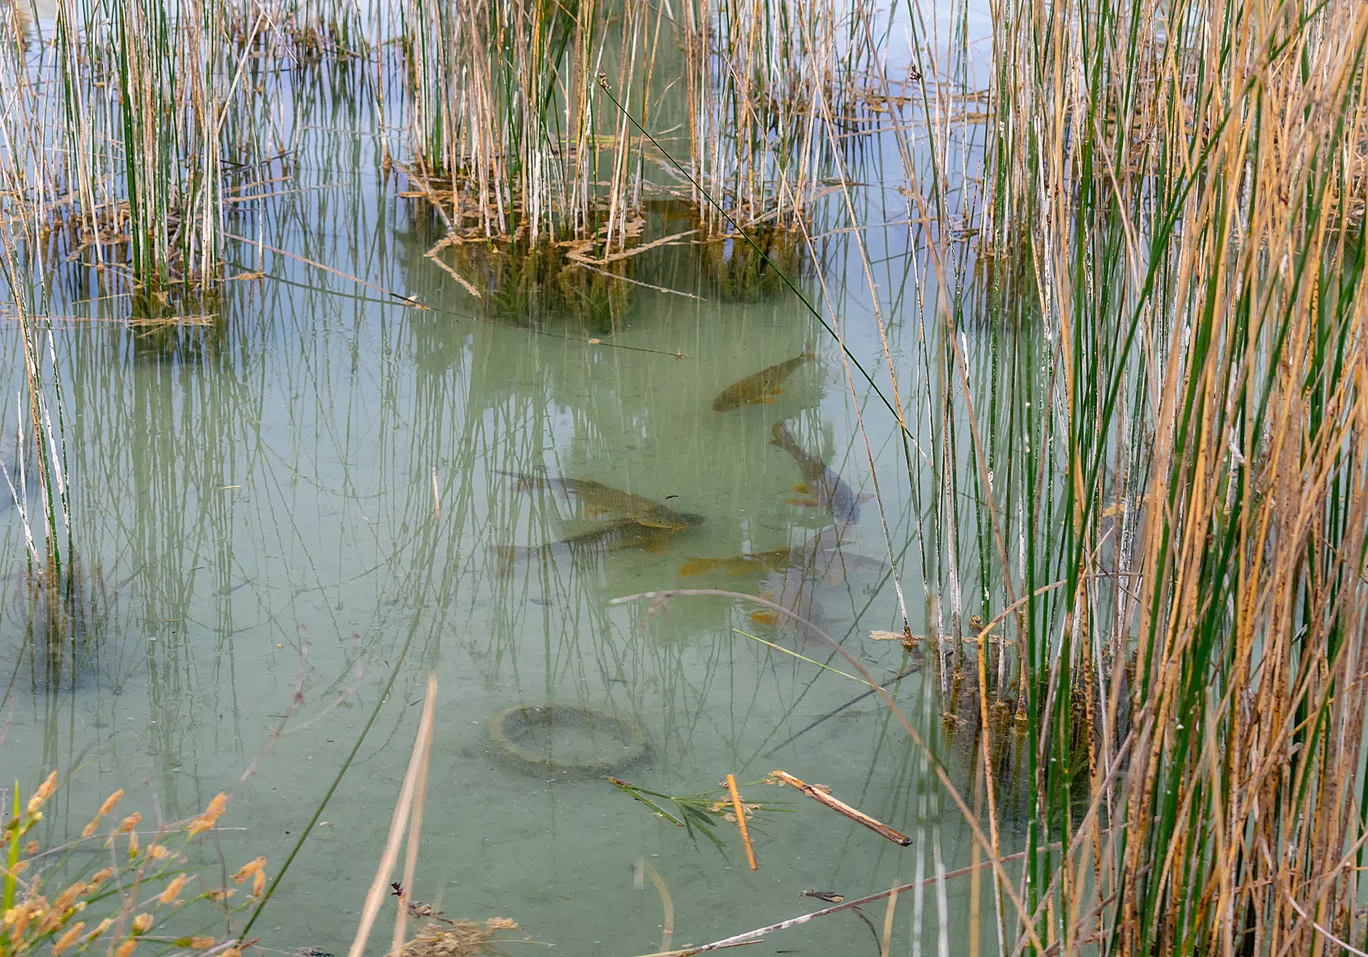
[52,922,85,954]
[158,875,188,905]
[82,789,124,838]
[87,918,113,940]
[187,793,228,836]
[26,771,58,816]
[230,857,265,884]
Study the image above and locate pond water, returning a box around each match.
[0,17,1015,957]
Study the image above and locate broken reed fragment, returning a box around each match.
[770,770,911,846]
[724,774,758,871]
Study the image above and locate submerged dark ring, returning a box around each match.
[488,703,649,775]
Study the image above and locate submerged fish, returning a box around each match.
[712,347,815,413]
[677,548,794,578]
[499,471,693,530]
[493,512,706,569]
[679,527,886,582]
[746,564,836,639]
[770,421,862,525]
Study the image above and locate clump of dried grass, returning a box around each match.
[395,919,520,957]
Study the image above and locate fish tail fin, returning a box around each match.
[678,558,717,577]
[803,343,816,361]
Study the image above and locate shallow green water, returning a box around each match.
[0,37,1015,957]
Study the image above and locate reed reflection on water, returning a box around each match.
[0,152,951,951]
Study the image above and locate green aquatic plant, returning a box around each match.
[606,776,788,852]
[399,0,874,251]
[438,240,634,331]
[5,550,111,695]
[700,224,806,303]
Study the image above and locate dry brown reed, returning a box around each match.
[911,0,1368,950]
[400,0,876,282]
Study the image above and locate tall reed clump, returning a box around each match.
[70,0,229,294]
[681,0,868,236]
[944,0,1368,950]
[400,0,662,250]
[0,0,253,299]
[399,0,873,257]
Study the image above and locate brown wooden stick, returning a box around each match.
[725,774,758,871]
[771,770,911,847]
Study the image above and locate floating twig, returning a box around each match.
[570,260,707,301]
[725,774,758,871]
[770,770,911,847]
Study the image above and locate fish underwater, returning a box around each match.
[678,527,885,582]
[746,566,833,634]
[498,471,694,530]
[492,512,706,571]
[676,548,794,579]
[679,527,888,643]
[712,347,815,413]
[769,421,862,525]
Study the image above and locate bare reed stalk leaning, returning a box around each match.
[348,674,438,957]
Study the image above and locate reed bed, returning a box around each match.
[0,0,238,294]
[8,0,1367,950]
[2,0,874,305]
[398,0,876,258]
[900,0,1368,950]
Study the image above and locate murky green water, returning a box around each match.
[0,30,1013,957]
